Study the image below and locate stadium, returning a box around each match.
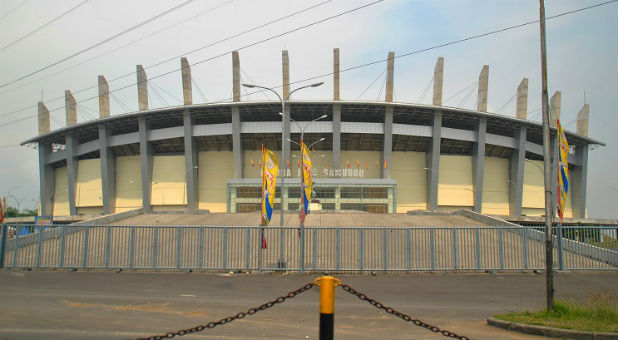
[21,49,600,221]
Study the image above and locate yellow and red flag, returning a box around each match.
[261,145,279,227]
[556,120,570,221]
[300,141,313,224]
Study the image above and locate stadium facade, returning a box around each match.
[21,50,602,219]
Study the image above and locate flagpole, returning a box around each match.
[539,0,555,311]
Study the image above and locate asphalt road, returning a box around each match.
[0,270,616,340]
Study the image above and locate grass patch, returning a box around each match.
[495,291,618,333]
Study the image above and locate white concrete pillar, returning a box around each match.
[65,90,77,126]
[476,65,489,112]
[181,57,192,105]
[516,78,528,120]
[433,57,444,106]
[137,65,148,111]
[98,76,110,118]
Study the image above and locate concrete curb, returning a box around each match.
[487,317,618,340]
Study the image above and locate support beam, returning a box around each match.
[282,50,291,166]
[576,104,589,136]
[65,135,78,216]
[332,49,341,169]
[184,111,198,211]
[433,57,444,106]
[181,57,192,106]
[426,112,441,211]
[38,102,50,135]
[383,106,393,179]
[137,65,148,111]
[65,90,77,126]
[333,48,340,101]
[38,143,54,216]
[98,76,110,118]
[139,116,153,212]
[332,104,341,169]
[232,51,243,178]
[385,51,394,102]
[472,118,487,213]
[509,126,526,216]
[550,91,561,128]
[99,124,115,214]
[476,65,489,112]
[571,143,588,218]
[516,78,528,120]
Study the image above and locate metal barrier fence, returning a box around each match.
[1,225,616,271]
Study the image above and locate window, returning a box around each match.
[237,186,261,198]
[236,203,260,212]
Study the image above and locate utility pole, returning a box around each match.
[539,0,554,311]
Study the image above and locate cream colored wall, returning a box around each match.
[198,151,233,212]
[151,155,186,206]
[115,155,142,213]
[77,206,102,216]
[391,151,426,212]
[340,151,381,178]
[522,160,544,214]
[76,159,102,207]
[438,155,474,207]
[522,160,573,218]
[482,157,510,215]
[52,166,69,216]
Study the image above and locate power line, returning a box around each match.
[0,0,89,53]
[0,0,197,88]
[0,0,29,21]
[356,69,386,100]
[1,0,615,129]
[0,0,234,97]
[0,0,333,115]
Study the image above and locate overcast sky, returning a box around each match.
[0,0,616,218]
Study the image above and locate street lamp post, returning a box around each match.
[287,118,326,272]
[242,82,323,269]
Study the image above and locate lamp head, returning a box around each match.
[311,82,324,87]
[242,83,256,88]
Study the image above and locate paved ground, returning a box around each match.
[111,212,487,227]
[0,270,616,340]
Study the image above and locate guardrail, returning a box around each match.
[0,225,616,271]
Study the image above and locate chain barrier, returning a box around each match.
[340,284,471,340]
[136,282,315,340]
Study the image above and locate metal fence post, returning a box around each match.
[198,226,204,269]
[430,228,435,271]
[498,226,504,270]
[0,224,6,268]
[37,228,44,268]
[300,226,305,272]
[104,226,111,269]
[129,226,135,269]
[359,228,364,271]
[12,229,19,268]
[522,227,528,270]
[406,228,412,271]
[222,227,228,271]
[245,227,251,270]
[152,226,159,269]
[312,228,317,271]
[59,226,67,268]
[382,228,388,271]
[335,227,340,271]
[82,226,89,268]
[557,225,564,271]
[452,228,457,271]
[176,227,182,269]
[475,227,481,270]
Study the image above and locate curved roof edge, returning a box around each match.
[21,100,605,147]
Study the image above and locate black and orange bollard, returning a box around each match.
[314,276,341,340]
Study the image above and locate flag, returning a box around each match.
[356,160,360,169]
[261,145,278,228]
[346,160,350,168]
[376,159,380,168]
[250,159,254,167]
[0,196,4,223]
[384,160,388,169]
[556,119,570,221]
[300,141,313,225]
[365,160,368,170]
